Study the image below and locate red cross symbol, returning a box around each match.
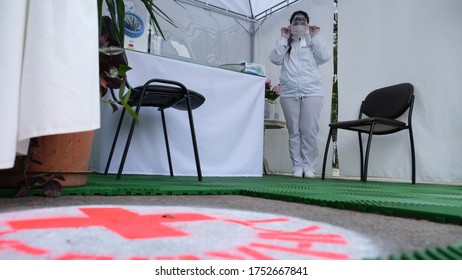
[6,208,214,239]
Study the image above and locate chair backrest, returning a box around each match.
[361,83,414,119]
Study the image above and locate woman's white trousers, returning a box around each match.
[280,96,323,174]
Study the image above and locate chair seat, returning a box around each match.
[131,85,205,111]
[329,117,406,134]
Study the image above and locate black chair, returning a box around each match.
[322,83,415,184]
[101,16,205,181]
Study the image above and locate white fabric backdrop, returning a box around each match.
[90,51,265,177]
[338,0,462,183]
[0,0,100,169]
[259,0,334,175]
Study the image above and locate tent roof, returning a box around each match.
[178,0,301,21]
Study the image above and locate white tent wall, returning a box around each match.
[338,0,462,183]
[259,0,334,175]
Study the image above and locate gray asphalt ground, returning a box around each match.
[0,195,461,259]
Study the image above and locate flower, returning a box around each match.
[265,79,281,101]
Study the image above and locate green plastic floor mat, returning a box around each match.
[1,173,461,260]
[1,174,461,225]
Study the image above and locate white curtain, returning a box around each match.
[338,0,462,183]
[0,0,100,169]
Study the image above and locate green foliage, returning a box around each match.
[14,139,63,198]
[96,0,176,125]
[97,0,176,46]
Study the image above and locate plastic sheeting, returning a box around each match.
[178,0,301,21]
[153,0,253,65]
[147,0,303,65]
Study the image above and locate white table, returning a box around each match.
[90,51,266,177]
[0,0,100,170]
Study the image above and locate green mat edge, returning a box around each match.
[1,173,461,260]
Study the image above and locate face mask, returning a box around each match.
[291,25,308,39]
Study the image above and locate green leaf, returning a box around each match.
[118,64,132,76]
[97,0,103,38]
[120,100,139,126]
[116,0,125,46]
[122,87,132,103]
[140,0,178,39]
[101,99,120,113]
[118,78,127,99]
[110,102,119,113]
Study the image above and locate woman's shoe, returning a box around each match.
[292,169,303,178]
[304,171,315,179]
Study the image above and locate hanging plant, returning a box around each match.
[96,0,177,124]
[14,138,64,198]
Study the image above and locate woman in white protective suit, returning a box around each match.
[269,10,331,178]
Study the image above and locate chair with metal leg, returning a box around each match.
[101,16,205,181]
[322,83,415,184]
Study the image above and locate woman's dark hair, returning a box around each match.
[290,11,310,24]
[287,11,310,55]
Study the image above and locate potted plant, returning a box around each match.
[264,79,283,122]
[98,0,175,123]
[0,1,174,197]
[265,79,281,102]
